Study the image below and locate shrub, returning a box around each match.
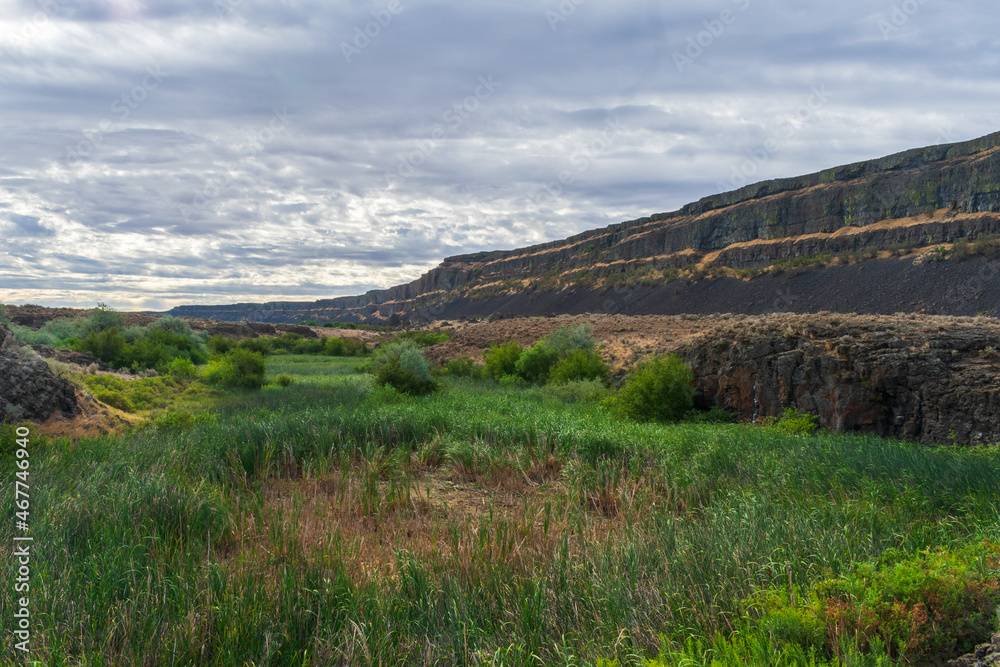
[78,326,127,364]
[0,303,9,325]
[541,323,595,357]
[483,341,524,380]
[237,337,272,355]
[324,336,367,356]
[167,357,196,379]
[148,315,194,338]
[548,349,609,385]
[207,334,235,355]
[203,349,267,390]
[951,237,971,260]
[768,407,820,434]
[83,302,125,334]
[274,373,294,389]
[439,356,485,378]
[369,340,437,395]
[609,354,696,423]
[515,343,559,383]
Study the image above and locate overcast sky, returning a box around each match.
[1,0,998,311]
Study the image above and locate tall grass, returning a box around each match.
[1,356,998,665]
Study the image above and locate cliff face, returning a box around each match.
[169,131,1000,323]
[676,314,1000,446]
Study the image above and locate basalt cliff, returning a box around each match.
[170,131,1000,323]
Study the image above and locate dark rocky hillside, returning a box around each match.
[0,324,78,423]
[170,130,1000,323]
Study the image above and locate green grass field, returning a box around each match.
[2,355,999,666]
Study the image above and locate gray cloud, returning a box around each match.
[1,0,998,310]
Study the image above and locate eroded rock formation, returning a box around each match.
[677,314,1000,445]
[0,324,78,423]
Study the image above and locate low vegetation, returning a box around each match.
[2,319,999,665]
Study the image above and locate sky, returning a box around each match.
[2,0,999,311]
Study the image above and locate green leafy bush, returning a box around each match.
[746,543,1000,664]
[274,373,294,389]
[483,341,524,380]
[514,343,559,383]
[83,302,125,334]
[207,334,235,355]
[608,354,696,423]
[767,408,820,435]
[167,357,196,379]
[548,349,609,384]
[369,340,437,395]
[77,326,127,364]
[439,355,485,378]
[324,336,367,356]
[203,349,267,390]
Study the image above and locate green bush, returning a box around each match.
[609,354,696,423]
[203,349,267,390]
[77,326,127,364]
[439,355,485,378]
[148,315,194,338]
[324,336,367,356]
[237,337,272,355]
[768,408,820,435]
[548,349,608,384]
[167,357,196,379]
[514,343,559,383]
[274,373,294,389]
[207,334,235,355]
[369,340,437,395]
[540,323,596,357]
[83,302,125,334]
[483,341,524,380]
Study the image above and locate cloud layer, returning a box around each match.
[2,0,999,310]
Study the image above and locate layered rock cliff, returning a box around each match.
[169,131,1000,323]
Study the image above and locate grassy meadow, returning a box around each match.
[2,354,1000,666]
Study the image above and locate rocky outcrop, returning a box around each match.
[948,632,1000,667]
[676,314,1000,445]
[0,324,78,423]
[166,130,1000,324]
[31,345,113,371]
